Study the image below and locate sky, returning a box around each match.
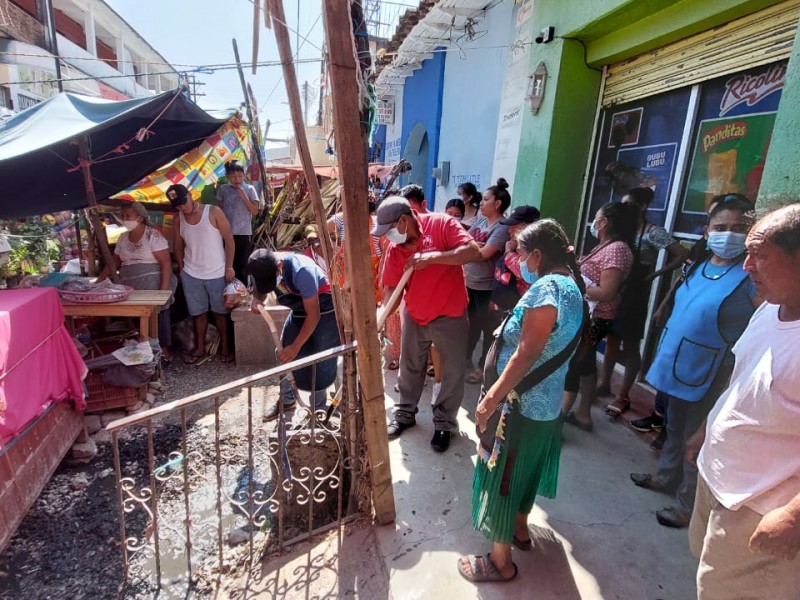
[105,0,418,147]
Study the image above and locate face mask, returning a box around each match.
[122,220,140,231]
[386,222,407,245]
[519,260,539,285]
[590,221,599,240]
[707,231,747,260]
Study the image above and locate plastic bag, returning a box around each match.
[223,278,248,310]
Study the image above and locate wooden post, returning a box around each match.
[322,0,395,524]
[232,39,271,210]
[265,0,345,343]
[77,138,118,282]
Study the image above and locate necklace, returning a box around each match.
[701,260,738,280]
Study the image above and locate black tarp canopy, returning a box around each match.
[0,90,226,219]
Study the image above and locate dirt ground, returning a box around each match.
[0,358,272,600]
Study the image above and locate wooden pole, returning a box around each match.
[232,39,271,210]
[322,0,395,524]
[251,0,260,75]
[265,0,345,343]
[77,139,117,282]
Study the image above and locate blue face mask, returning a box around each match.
[519,260,539,285]
[590,221,599,239]
[707,231,747,260]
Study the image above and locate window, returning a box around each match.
[0,87,11,109]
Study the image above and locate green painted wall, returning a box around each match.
[512,0,792,238]
[757,23,800,208]
[512,40,601,238]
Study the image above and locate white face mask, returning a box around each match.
[122,220,140,231]
[386,221,408,244]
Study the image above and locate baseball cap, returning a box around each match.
[371,196,412,237]
[166,184,190,207]
[501,205,541,226]
[305,224,319,239]
[247,248,279,295]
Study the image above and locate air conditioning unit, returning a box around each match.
[432,161,450,186]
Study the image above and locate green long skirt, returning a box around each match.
[471,416,562,544]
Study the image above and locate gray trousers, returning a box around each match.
[395,309,468,432]
[657,366,733,514]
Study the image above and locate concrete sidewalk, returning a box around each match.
[377,369,698,600]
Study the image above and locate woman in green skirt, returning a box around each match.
[458,219,586,583]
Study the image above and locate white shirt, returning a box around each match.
[114,227,168,265]
[698,302,800,514]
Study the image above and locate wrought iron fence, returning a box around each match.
[105,343,366,598]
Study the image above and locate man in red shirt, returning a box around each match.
[373,196,481,452]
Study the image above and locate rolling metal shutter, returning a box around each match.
[602,0,800,106]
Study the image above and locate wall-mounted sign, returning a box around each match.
[376,96,395,125]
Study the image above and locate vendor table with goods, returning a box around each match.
[0,287,87,446]
[61,290,172,342]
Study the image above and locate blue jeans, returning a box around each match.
[280,310,340,409]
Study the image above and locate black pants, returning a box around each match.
[233,235,252,283]
[466,287,493,367]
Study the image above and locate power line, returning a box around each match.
[0,58,323,87]
[258,11,323,115]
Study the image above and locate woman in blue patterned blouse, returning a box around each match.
[458,219,585,583]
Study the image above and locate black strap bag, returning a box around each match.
[478,305,587,455]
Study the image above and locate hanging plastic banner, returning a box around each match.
[114,116,256,205]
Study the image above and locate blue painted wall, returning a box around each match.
[400,50,447,203]
[434,0,514,210]
[371,124,387,163]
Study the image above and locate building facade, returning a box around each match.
[0,0,180,111]
[373,0,800,375]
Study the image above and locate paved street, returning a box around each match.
[376,369,698,600]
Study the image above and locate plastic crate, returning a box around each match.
[84,371,142,414]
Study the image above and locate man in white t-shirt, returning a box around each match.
[688,203,800,599]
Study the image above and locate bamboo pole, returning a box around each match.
[322,0,396,524]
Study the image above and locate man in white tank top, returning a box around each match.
[168,184,236,364]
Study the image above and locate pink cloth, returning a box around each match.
[0,288,87,446]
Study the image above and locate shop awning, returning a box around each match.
[0,90,226,219]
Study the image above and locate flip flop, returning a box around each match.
[183,352,205,365]
[605,395,631,417]
[387,360,399,371]
[512,536,533,551]
[219,353,235,364]
[457,554,518,583]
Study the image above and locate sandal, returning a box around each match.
[183,352,205,365]
[457,554,518,583]
[605,395,631,417]
[512,535,533,551]
[426,365,435,377]
[465,368,483,385]
[564,412,593,432]
[387,359,399,371]
[219,353,235,364]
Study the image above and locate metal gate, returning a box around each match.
[105,343,366,597]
